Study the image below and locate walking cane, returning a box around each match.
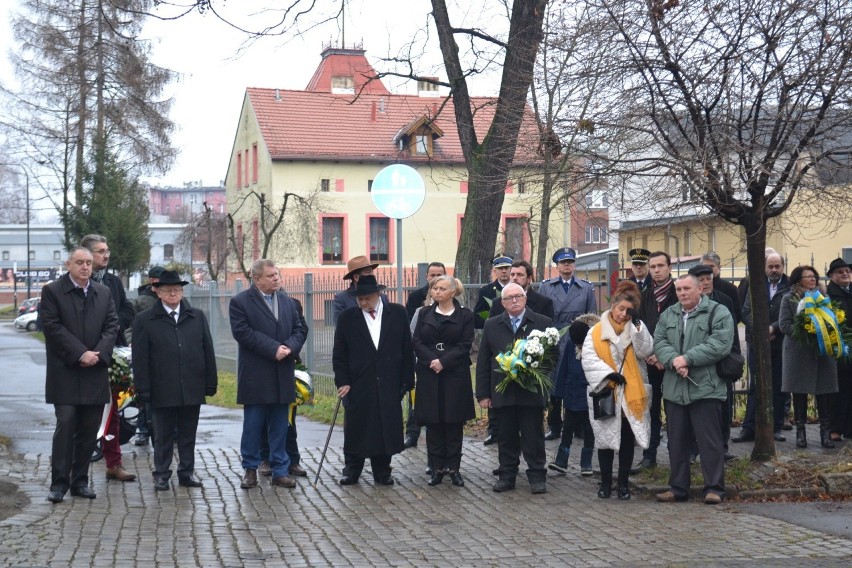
[314,396,342,487]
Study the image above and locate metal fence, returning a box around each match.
[170,267,610,399]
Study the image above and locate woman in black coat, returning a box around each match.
[413,276,475,487]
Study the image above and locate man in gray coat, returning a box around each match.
[653,275,734,505]
[41,247,119,503]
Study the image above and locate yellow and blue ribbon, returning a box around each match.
[802,290,845,359]
[496,339,528,378]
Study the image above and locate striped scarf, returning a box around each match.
[653,279,673,312]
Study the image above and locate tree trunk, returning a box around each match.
[744,217,776,461]
[535,172,554,281]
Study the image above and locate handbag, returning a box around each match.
[708,304,745,383]
[591,385,616,420]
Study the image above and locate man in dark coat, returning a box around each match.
[333,275,414,486]
[734,252,790,442]
[632,251,679,472]
[132,270,218,491]
[128,265,164,447]
[473,255,513,329]
[488,260,555,443]
[476,283,553,494]
[627,248,653,292]
[230,259,307,490]
[700,252,742,326]
[826,258,852,440]
[81,234,137,482]
[41,247,119,503]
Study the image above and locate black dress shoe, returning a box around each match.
[492,479,515,492]
[731,430,755,443]
[178,475,203,488]
[70,486,96,499]
[403,435,418,449]
[154,478,170,491]
[617,484,631,500]
[530,481,547,494]
[427,472,444,486]
[374,476,395,486]
[47,490,65,503]
[483,434,496,446]
[449,472,464,487]
[723,451,737,462]
[544,430,560,441]
[774,432,786,442]
[338,476,359,486]
[597,482,612,499]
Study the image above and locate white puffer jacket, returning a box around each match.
[581,310,654,451]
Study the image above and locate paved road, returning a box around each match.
[1,323,851,567]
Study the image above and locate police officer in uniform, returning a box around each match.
[538,247,598,440]
[628,248,653,292]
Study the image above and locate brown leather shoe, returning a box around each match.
[288,464,307,477]
[258,461,272,476]
[271,475,296,488]
[656,490,688,503]
[241,469,258,489]
[105,466,136,482]
[704,492,722,505]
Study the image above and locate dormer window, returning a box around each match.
[331,75,354,94]
[393,115,444,158]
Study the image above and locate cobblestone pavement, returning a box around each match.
[1,439,851,568]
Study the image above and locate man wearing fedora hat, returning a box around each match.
[539,247,597,441]
[132,270,218,490]
[332,255,387,324]
[827,258,852,440]
[230,259,307,490]
[333,275,414,486]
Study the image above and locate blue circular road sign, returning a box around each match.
[371,164,426,219]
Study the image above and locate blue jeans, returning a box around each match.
[241,404,290,478]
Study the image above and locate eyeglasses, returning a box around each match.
[93,248,110,256]
[158,288,183,295]
[801,274,817,279]
[502,294,525,303]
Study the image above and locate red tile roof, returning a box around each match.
[305,47,391,95]
[247,87,541,164]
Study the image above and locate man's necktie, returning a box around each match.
[511,316,520,332]
[561,280,570,293]
[170,310,178,323]
[264,294,273,306]
[369,309,377,320]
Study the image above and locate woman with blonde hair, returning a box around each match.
[582,281,653,499]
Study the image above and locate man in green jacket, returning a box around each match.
[653,274,734,505]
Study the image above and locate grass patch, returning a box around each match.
[208,372,238,409]
[633,456,762,490]
[299,394,341,424]
[0,305,17,319]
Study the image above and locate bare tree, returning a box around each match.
[1,0,177,235]
[177,203,230,282]
[592,0,852,460]
[0,164,28,224]
[227,189,322,279]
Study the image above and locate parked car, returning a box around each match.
[14,311,39,332]
[16,297,40,317]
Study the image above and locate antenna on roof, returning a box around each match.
[275,89,280,101]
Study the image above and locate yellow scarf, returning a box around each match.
[592,317,648,421]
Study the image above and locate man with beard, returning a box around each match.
[734,252,790,443]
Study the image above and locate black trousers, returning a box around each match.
[665,399,725,498]
[546,395,563,434]
[559,408,594,450]
[424,422,464,472]
[642,368,664,462]
[495,405,546,483]
[487,407,500,436]
[51,404,102,492]
[151,405,200,480]
[405,395,421,439]
[598,413,635,487]
[342,453,392,480]
[831,363,852,436]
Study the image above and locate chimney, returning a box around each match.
[274,89,281,101]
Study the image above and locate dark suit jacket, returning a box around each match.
[333,302,414,457]
[229,286,307,405]
[132,299,218,408]
[473,280,505,329]
[41,273,119,405]
[405,283,430,321]
[98,271,134,346]
[714,276,742,325]
[488,288,555,321]
[475,309,553,408]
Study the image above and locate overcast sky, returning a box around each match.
[1,1,503,196]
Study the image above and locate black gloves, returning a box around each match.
[605,372,626,386]
[205,388,217,397]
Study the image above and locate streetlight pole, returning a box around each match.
[0,163,30,299]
